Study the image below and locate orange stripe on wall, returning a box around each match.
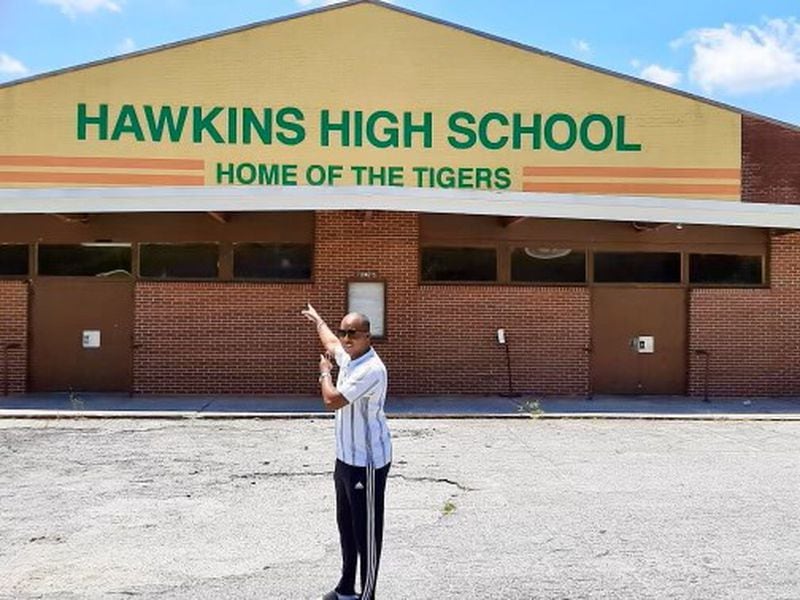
[0,155,205,170]
[522,166,740,179]
[522,181,741,196]
[0,171,205,186]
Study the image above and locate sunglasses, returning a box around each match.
[336,328,368,339]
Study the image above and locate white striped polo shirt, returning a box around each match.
[334,344,392,468]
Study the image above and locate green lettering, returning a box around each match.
[579,114,613,151]
[475,167,493,189]
[616,115,642,151]
[478,112,509,150]
[192,106,224,144]
[436,166,456,188]
[366,111,399,148]
[111,104,145,141]
[494,167,511,190]
[404,112,433,148]
[242,108,273,144]
[143,105,188,142]
[512,114,541,150]
[237,163,257,184]
[227,107,238,144]
[544,113,577,151]
[353,111,364,147]
[258,164,281,185]
[447,112,477,149]
[216,162,235,184]
[320,110,349,147]
[276,107,305,146]
[77,103,108,140]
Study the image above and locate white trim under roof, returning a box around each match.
[1,185,800,230]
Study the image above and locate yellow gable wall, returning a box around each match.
[0,2,741,199]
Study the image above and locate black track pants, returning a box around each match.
[334,459,390,600]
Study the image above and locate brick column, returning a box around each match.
[313,210,419,393]
[0,281,28,394]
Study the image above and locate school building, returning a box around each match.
[1,0,799,398]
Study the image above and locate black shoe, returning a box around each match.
[322,591,359,600]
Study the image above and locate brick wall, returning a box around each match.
[417,285,590,395]
[133,210,420,395]
[314,211,590,396]
[0,281,28,394]
[742,115,800,205]
[684,115,800,396]
[689,233,800,396]
[314,210,419,394]
[134,281,316,393]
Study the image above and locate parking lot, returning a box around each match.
[1,417,798,599]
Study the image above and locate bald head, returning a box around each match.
[342,312,371,333]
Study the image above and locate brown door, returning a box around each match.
[591,287,686,395]
[30,279,133,392]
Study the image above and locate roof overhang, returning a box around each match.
[1,185,800,230]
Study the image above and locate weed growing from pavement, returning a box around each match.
[69,391,84,411]
[442,498,456,516]
[518,397,543,417]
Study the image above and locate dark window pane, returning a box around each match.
[0,245,28,276]
[511,248,586,283]
[234,243,312,280]
[594,252,681,283]
[690,254,763,285]
[421,247,496,282]
[140,244,218,279]
[38,244,132,277]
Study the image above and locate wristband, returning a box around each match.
[319,372,331,382]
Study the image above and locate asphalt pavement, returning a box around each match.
[1,417,798,599]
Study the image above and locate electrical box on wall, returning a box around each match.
[632,335,654,354]
[82,330,101,349]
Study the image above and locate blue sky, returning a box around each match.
[2,0,800,125]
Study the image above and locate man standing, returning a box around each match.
[302,303,392,600]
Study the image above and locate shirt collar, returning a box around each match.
[348,346,375,368]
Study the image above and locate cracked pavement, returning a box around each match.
[0,418,798,599]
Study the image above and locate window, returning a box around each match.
[38,244,132,277]
[594,251,681,283]
[421,247,496,282]
[139,244,218,279]
[348,281,386,337]
[690,254,763,285]
[0,244,28,276]
[511,247,586,283]
[234,243,312,280]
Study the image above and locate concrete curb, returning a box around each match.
[1,409,799,421]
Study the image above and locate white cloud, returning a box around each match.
[116,37,136,54]
[40,0,122,19]
[571,39,591,55]
[0,53,29,76]
[639,63,682,87]
[677,18,800,94]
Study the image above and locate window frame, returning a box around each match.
[231,242,314,283]
[137,242,221,281]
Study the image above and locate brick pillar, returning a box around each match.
[313,210,419,394]
[0,281,28,394]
